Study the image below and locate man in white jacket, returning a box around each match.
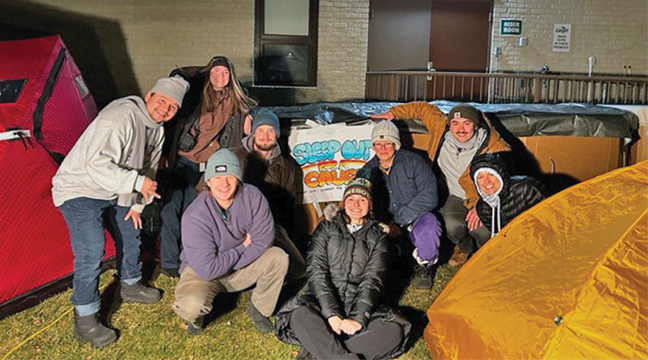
[52,76,189,347]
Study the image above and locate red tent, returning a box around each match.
[0,36,115,317]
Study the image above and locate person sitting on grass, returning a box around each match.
[172,149,288,335]
[274,178,411,360]
[470,152,548,246]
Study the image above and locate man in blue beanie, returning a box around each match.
[173,149,289,335]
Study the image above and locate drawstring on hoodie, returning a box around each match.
[474,168,505,238]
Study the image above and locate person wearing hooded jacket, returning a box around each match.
[52,76,190,347]
[470,152,548,246]
[159,56,258,278]
[274,178,411,360]
[195,108,306,281]
[371,102,510,268]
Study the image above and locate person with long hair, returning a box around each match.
[274,178,411,360]
[159,56,257,277]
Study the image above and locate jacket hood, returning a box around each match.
[241,133,282,160]
[470,152,510,197]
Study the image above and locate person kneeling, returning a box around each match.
[172,149,288,334]
[274,178,411,360]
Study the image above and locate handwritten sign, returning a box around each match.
[552,24,571,52]
[288,122,375,203]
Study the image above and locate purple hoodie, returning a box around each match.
[180,184,275,281]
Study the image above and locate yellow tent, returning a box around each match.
[425,161,648,359]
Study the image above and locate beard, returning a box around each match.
[254,139,276,151]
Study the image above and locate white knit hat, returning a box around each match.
[149,76,190,107]
[371,120,401,150]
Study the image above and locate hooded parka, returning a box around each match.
[470,153,548,236]
[274,212,412,359]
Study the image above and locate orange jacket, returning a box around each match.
[390,102,510,209]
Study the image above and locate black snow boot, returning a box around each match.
[120,281,162,303]
[247,302,273,333]
[73,310,118,347]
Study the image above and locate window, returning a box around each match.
[0,79,27,104]
[254,0,318,87]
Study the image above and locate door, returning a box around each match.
[367,0,432,71]
[428,0,492,99]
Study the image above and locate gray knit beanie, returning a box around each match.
[371,120,401,150]
[204,149,242,183]
[253,108,281,137]
[149,76,190,107]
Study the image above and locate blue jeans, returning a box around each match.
[58,197,142,316]
[159,155,202,270]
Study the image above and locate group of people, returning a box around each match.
[51,55,548,358]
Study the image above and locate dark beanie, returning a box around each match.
[447,104,482,128]
[206,56,231,70]
[252,108,281,137]
[343,177,372,203]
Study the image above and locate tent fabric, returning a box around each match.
[424,161,648,359]
[0,36,113,307]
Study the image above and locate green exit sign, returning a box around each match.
[501,19,522,36]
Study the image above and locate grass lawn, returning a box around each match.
[1,262,458,360]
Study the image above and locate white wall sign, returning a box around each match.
[552,24,571,52]
[288,122,375,204]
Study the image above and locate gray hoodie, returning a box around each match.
[52,96,163,212]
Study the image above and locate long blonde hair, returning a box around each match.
[200,56,257,116]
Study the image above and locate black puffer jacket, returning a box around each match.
[470,153,548,234]
[274,213,411,359]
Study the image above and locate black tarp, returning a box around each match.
[267,101,639,140]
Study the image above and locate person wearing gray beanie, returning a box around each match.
[51,75,192,347]
[194,107,306,285]
[173,150,288,336]
[371,120,401,150]
[360,119,440,290]
[204,148,242,184]
[370,101,510,270]
[149,76,190,108]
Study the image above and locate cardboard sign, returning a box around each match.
[288,122,375,203]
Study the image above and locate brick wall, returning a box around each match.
[491,0,648,75]
[13,0,369,106]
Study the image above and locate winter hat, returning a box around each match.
[343,177,373,203]
[371,120,401,150]
[409,213,442,263]
[204,149,242,183]
[149,76,190,108]
[205,56,231,70]
[447,104,482,128]
[252,108,281,138]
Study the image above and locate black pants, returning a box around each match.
[290,305,403,360]
[159,155,202,270]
